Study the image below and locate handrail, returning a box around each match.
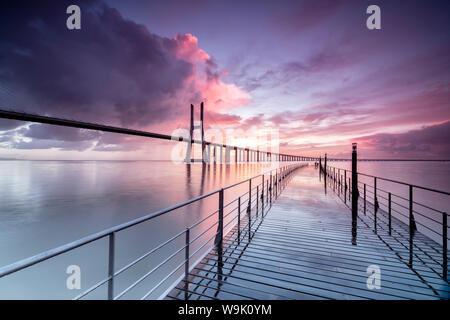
[319,162,448,280]
[0,162,304,300]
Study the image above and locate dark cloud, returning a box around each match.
[355,121,450,159]
[0,0,244,151]
[0,0,197,130]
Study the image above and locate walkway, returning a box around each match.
[166,166,449,300]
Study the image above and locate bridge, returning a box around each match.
[0,105,448,300]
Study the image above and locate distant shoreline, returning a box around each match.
[0,159,449,162]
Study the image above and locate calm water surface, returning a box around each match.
[0,160,448,299]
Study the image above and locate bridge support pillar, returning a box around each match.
[225,147,230,163]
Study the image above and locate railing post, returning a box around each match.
[184,227,190,300]
[256,185,259,216]
[351,143,358,239]
[270,174,273,204]
[348,177,351,201]
[443,212,447,279]
[364,183,366,215]
[108,232,115,300]
[388,192,392,235]
[409,185,413,267]
[261,175,265,214]
[237,197,241,242]
[215,189,224,246]
[374,177,377,233]
[247,180,252,241]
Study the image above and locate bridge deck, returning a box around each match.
[166,166,449,300]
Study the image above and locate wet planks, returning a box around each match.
[166,166,449,300]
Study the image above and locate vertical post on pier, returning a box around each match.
[235,147,237,163]
[344,170,347,190]
[374,177,377,233]
[388,192,392,235]
[200,102,206,164]
[184,227,190,300]
[270,173,273,204]
[443,212,447,278]
[351,143,358,245]
[247,179,252,240]
[215,189,224,247]
[324,154,327,176]
[348,177,351,201]
[237,197,241,243]
[108,232,115,300]
[261,175,265,214]
[256,185,259,217]
[364,183,366,215]
[275,172,277,199]
[409,185,414,267]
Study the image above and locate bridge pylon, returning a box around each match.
[185,102,206,164]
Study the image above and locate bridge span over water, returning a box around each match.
[0,106,448,300]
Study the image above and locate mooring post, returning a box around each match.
[324,153,327,176]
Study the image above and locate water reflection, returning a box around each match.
[0,160,277,298]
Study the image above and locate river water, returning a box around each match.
[0,160,448,299]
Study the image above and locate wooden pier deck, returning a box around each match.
[167,166,449,300]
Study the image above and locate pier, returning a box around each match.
[167,165,449,300]
[0,107,448,300]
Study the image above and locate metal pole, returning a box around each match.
[256,185,259,216]
[364,183,366,215]
[443,212,447,278]
[215,189,224,246]
[200,102,205,164]
[108,232,115,300]
[261,175,265,213]
[238,197,241,242]
[374,177,377,233]
[388,192,392,235]
[270,174,273,204]
[351,143,358,236]
[184,228,190,300]
[409,185,413,266]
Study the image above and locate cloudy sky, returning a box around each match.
[0,0,449,160]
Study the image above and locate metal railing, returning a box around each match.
[320,163,449,279]
[0,163,304,299]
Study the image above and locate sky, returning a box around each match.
[0,0,449,160]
